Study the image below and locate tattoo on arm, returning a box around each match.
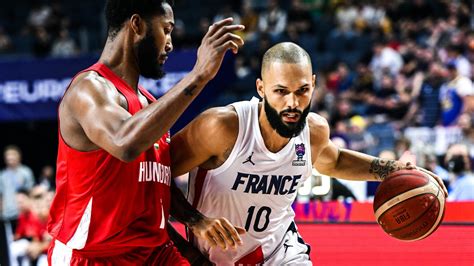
[369,158,400,181]
[184,85,197,96]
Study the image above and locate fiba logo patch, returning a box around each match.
[292,143,306,166]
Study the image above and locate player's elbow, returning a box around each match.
[118,148,140,162]
[114,143,140,163]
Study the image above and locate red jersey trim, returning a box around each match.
[234,245,264,266]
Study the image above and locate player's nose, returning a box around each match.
[286,93,299,109]
[165,38,173,53]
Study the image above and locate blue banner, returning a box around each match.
[0,50,235,126]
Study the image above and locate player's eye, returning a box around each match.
[298,87,309,94]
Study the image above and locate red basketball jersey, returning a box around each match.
[48,63,172,257]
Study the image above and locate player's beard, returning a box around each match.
[134,28,165,79]
[264,96,310,138]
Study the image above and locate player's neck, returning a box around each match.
[99,36,140,92]
[258,104,290,153]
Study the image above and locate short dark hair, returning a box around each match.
[105,0,172,38]
[4,145,21,156]
[261,42,312,76]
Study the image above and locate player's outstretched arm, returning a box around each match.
[66,18,244,162]
[309,113,448,196]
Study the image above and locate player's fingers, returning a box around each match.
[220,219,243,247]
[214,222,237,249]
[399,151,417,165]
[215,33,244,48]
[210,226,227,250]
[234,226,246,235]
[208,24,245,42]
[205,231,218,248]
[204,17,233,38]
[417,167,448,197]
[405,162,416,170]
[218,40,241,55]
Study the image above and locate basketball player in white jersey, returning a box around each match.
[169,42,448,265]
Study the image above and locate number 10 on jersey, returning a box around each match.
[245,206,272,232]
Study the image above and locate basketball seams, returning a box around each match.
[374,179,445,241]
[410,186,445,241]
[383,191,437,234]
[374,181,439,219]
[373,172,429,210]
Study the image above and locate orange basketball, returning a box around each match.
[373,169,445,241]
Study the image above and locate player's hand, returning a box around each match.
[189,216,245,250]
[192,17,245,82]
[416,167,448,198]
[397,151,448,197]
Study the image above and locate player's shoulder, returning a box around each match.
[66,70,118,100]
[307,112,330,142]
[197,105,238,129]
[193,105,239,133]
[307,112,330,132]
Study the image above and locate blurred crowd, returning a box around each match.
[1,0,474,264]
[1,146,54,265]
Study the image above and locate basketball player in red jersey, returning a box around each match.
[47,0,245,265]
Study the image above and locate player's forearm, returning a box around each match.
[320,149,400,182]
[114,71,208,161]
[170,179,205,227]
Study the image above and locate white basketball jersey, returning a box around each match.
[188,99,312,265]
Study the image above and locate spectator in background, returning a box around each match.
[366,74,407,120]
[0,145,34,266]
[344,62,375,115]
[347,115,375,154]
[239,2,259,41]
[457,113,474,158]
[32,27,52,57]
[37,165,55,191]
[287,0,313,35]
[446,144,474,201]
[213,4,241,25]
[9,189,31,266]
[404,62,446,128]
[445,44,471,78]
[334,0,358,33]
[258,0,287,39]
[27,4,53,30]
[50,28,79,57]
[0,146,35,219]
[370,40,403,87]
[439,62,474,126]
[421,152,450,188]
[11,186,50,266]
[335,63,355,93]
[0,26,12,54]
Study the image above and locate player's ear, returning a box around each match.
[312,74,316,88]
[256,78,264,98]
[129,14,147,39]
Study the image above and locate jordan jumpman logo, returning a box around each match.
[242,152,255,165]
